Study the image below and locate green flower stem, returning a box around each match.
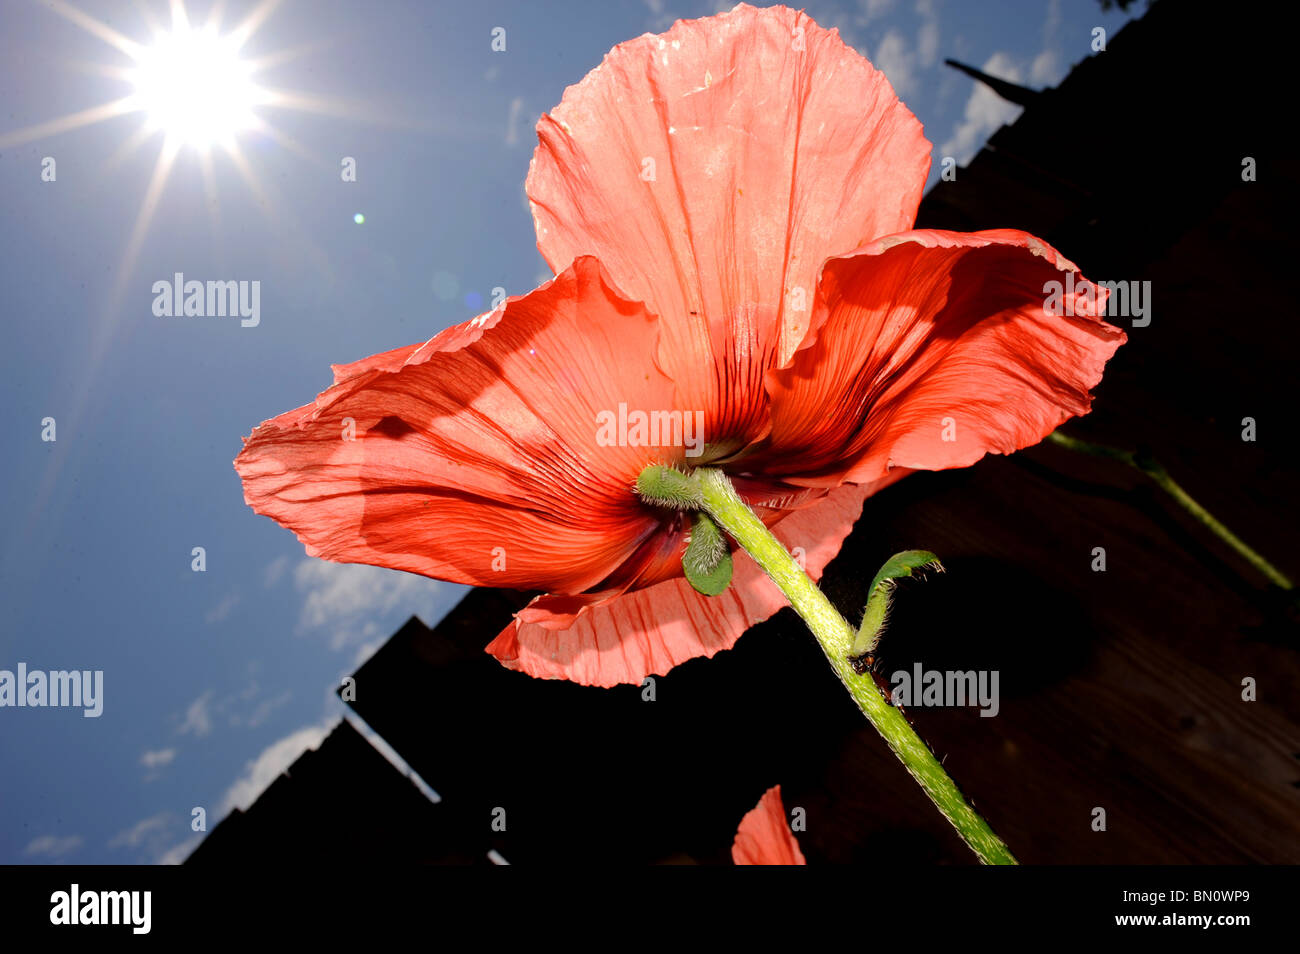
[695,468,1018,865]
[1045,431,1293,591]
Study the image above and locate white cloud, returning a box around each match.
[1030,48,1061,87]
[157,836,201,865]
[293,558,452,651]
[140,748,176,770]
[175,672,294,735]
[24,834,82,858]
[799,2,940,88]
[917,17,939,68]
[177,690,214,737]
[264,554,290,587]
[109,813,170,851]
[109,812,194,862]
[505,96,525,147]
[243,688,291,729]
[939,51,1025,166]
[219,720,335,816]
[862,0,896,22]
[873,30,916,98]
[642,0,683,31]
[1026,0,1065,89]
[352,640,382,667]
[204,591,239,624]
[1043,0,1063,44]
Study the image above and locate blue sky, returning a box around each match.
[0,0,1137,864]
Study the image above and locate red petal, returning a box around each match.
[234,257,683,593]
[733,785,807,865]
[484,471,908,686]
[526,3,930,447]
[329,341,427,386]
[760,229,1127,485]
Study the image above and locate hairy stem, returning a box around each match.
[695,468,1017,865]
[1045,430,1293,590]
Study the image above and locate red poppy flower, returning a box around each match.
[235,4,1124,687]
[732,785,806,865]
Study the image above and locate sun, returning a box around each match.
[0,0,395,351]
[0,0,389,528]
[128,25,262,149]
[0,0,394,316]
